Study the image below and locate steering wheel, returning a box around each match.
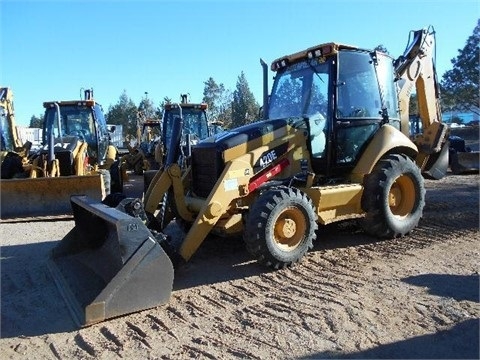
[69,130,87,140]
[349,107,368,117]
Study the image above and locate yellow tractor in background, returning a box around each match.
[0,89,123,218]
[121,116,162,178]
[0,87,32,177]
[121,94,211,178]
[160,94,210,166]
[50,26,450,326]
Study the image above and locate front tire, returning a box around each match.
[109,159,124,193]
[157,191,175,230]
[244,187,318,269]
[361,154,425,238]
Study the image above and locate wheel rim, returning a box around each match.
[273,206,307,251]
[389,174,416,217]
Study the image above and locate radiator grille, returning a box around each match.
[191,146,224,198]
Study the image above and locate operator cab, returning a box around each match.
[268,44,399,176]
[42,100,110,169]
[162,104,210,149]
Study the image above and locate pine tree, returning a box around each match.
[29,114,43,128]
[138,94,158,120]
[231,72,259,128]
[441,19,480,115]
[202,77,233,128]
[106,90,138,138]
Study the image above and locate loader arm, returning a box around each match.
[144,155,254,262]
[178,156,254,261]
[144,163,196,223]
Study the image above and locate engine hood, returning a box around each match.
[195,118,291,152]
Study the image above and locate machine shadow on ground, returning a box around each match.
[1,242,78,338]
[301,317,479,359]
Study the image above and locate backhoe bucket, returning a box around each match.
[48,195,174,327]
[450,151,480,175]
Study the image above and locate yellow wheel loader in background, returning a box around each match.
[50,26,449,326]
[0,89,123,218]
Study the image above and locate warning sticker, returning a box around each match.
[224,178,238,192]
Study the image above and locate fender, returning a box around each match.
[350,124,418,182]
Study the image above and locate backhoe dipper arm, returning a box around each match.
[394,27,449,174]
[0,87,24,150]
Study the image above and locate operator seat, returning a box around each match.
[308,113,326,158]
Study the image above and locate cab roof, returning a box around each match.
[270,42,363,71]
[43,99,97,108]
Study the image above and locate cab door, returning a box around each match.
[333,50,398,173]
[93,104,109,164]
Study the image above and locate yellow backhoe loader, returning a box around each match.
[0,87,25,150]
[0,89,123,218]
[161,94,210,166]
[50,26,449,326]
[0,87,32,178]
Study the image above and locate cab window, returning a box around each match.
[337,51,382,119]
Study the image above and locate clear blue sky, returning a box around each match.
[1,0,478,126]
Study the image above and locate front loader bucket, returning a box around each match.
[450,151,480,175]
[0,175,104,219]
[48,195,174,327]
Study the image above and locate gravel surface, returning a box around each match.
[1,172,479,359]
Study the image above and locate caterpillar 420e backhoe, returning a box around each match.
[50,26,449,326]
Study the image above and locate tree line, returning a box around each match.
[102,70,260,137]
[29,70,260,137]
[30,19,479,132]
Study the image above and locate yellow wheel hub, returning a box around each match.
[273,207,307,251]
[389,174,415,217]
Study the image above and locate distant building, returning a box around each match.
[107,124,124,148]
[443,108,480,125]
[16,126,42,146]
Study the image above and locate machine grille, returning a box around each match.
[191,146,224,198]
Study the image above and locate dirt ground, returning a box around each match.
[1,148,479,359]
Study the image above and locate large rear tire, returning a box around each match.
[0,152,24,179]
[361,154,425,238]
[244,187,318,269]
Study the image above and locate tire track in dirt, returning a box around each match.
[48,342,62,360]
[41,222,479,359]
[1,175,478,359]
[99,326,124,354]
[74,333,97,357]
[133,294,269,358]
